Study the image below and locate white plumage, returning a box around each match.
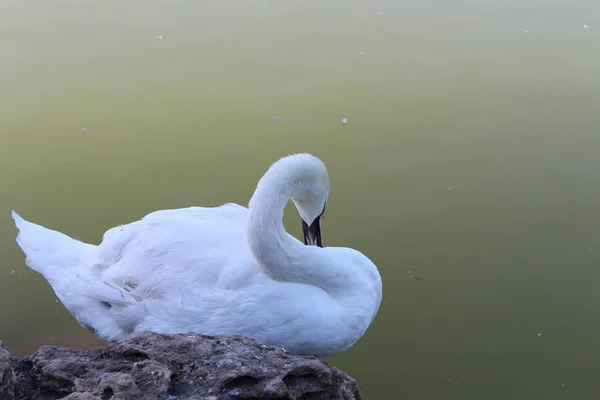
[12,153,382,357]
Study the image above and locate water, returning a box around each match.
[1,1,600,398]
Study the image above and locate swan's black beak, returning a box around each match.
[302,217,322,247]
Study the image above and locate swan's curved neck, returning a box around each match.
[247,173,320,287]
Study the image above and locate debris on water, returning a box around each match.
[341,118,348,124]
[273,116,279,122]
[588,246,595,252]
[522,29,529,34]
[156,35,163,40]
[9,270,15,277]
[584,24,589,28]
[80,128,88,132]
[483,376,490,381]
[448,187,452,191]
[409,275,421,281]
[377,11,383,16]
[359,51,365,55]
[483,339,490,345]
[537,333,542,337]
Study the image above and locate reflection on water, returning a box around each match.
[2,1,600,398]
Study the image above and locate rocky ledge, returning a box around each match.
[0,332,361,400]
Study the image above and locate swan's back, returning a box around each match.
[96,204,253,291]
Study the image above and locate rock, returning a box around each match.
[0,332,362,400]
[0,341,16,398]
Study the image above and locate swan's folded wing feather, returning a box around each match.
[76,274,140,307]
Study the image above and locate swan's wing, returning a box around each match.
[76,203,256,333]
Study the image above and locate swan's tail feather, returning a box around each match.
[11,211,134,340]
[12,210,93,281]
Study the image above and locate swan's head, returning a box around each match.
[252,153,330,247]
[286,155,330,248]
[294,189,328,248]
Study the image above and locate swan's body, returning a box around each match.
[12,154,382,357]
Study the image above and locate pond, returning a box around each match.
[1,1,600,398]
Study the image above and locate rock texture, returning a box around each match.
[0,341,16,399]
[0,332,362,400]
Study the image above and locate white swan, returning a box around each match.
[12,153,382,357]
